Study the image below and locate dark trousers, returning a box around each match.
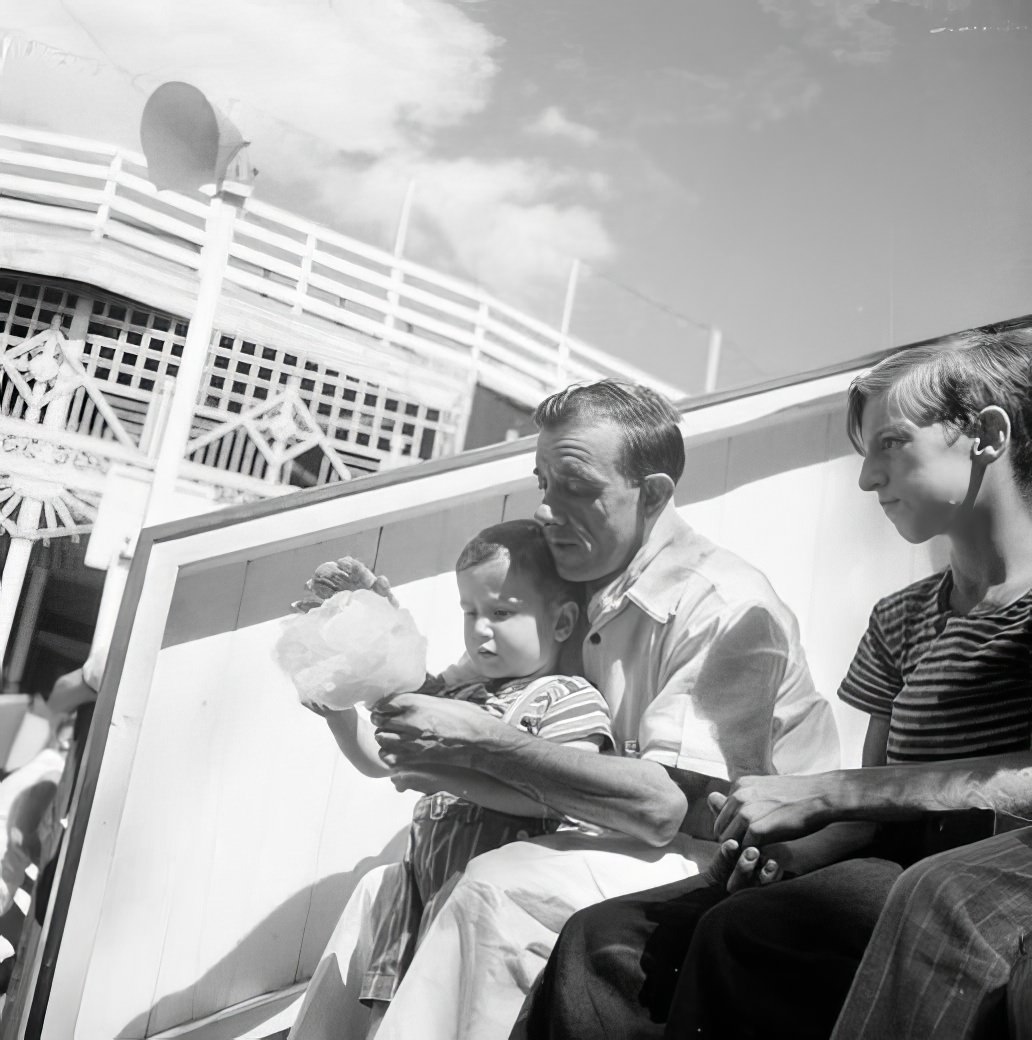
[521,858,902,1040]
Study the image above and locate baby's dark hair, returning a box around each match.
[456,519,580,606]
[846,327,1032,501]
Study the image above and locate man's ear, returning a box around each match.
[972,406,1011,465]
[640,473,675,516]
[553,600,579,644]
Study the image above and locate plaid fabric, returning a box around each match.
[832,827,1032,1039]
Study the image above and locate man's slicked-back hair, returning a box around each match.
[846,327,1032,499]
[533,379,685,485]
[455,519,579,605]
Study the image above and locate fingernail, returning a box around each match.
[744,847,759,861]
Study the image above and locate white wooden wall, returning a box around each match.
[36,370,940,1039]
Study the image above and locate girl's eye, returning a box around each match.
[880,437,902,451]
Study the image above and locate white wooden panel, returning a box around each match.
[501,485,543,523]
[374,498,505,588]
[235,528,382,631]
[71,614,423,1038]
[805,454,937,766]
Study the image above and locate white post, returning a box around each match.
[383,180,416,349]
[556,258,580,389]
[0,499,42,673]
[2,564,48,693]
[143,193,241,527]
[85,555,130,687]
[704,326,723,394]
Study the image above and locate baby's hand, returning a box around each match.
[292,556,398,612]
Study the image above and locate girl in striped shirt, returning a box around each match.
[317,520,612,1036]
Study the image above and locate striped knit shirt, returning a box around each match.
[450,674,614,748]
[838,570,1032,764]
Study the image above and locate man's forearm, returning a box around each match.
[827,752,1032,820]
[465,728,688,846]
[394,764,562,819]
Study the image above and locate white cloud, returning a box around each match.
[759,0,897,64]
[305,150,613,307]
[0,0,612,308]
[665,47,822,128]
[526,106,599,146]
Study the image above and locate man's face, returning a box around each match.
[533,419,647,589]
[857,391,977,544]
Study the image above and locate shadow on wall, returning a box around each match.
[117,831,409,1039]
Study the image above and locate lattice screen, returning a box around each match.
[0,274,457,482]
[200,333,448,474]
[0,275,82,420]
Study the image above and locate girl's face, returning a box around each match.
[857,392,977,543]
[457,555,568,681]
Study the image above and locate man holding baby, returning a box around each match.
[289,380,839,1040]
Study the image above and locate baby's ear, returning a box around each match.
[553,600,579,643]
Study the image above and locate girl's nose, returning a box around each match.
[858,454,885,493]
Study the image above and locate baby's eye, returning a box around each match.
[493,609,513,619]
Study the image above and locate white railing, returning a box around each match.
[0,123,686,409]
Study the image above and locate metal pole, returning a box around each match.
[393,180,416,259]
[704,326,723,394]
[383,181,416,350]
[556,258,581,388]
[143,193,240,527]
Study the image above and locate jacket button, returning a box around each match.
[589,633,601,645]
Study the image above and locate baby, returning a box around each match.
[312,519,612,1032]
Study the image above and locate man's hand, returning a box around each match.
[712,774,831,847]
[292,556,398,613]
[706,792,785,893]
[371,693,508,767]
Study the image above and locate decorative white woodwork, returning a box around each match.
[0,122,686,413]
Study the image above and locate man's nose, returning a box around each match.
[535,499,562,525]
[858,454,884,493]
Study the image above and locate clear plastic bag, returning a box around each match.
[276,588,428,709]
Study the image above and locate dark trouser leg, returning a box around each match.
[522,875,725,1040]
[665,857,903,1040]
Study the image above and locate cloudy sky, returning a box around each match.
[2,0,1031,392]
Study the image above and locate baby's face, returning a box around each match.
[457,556,560,681]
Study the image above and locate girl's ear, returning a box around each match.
[973,406,1011,464]
[553,600,579,644]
